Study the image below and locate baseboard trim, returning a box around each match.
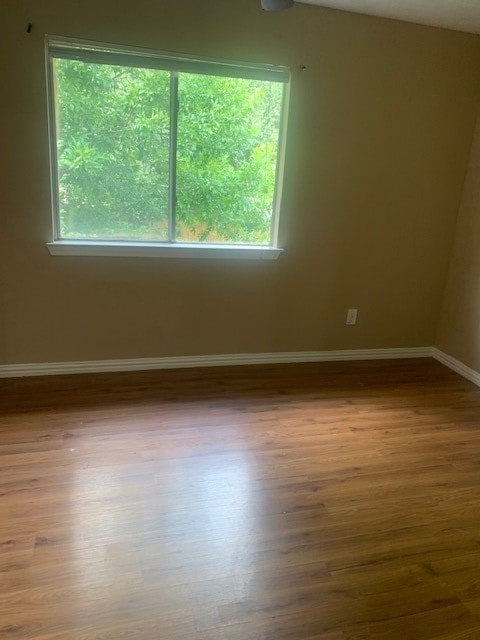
[0,347,432,378]
[431,347,480,388]
[3,347,478,386]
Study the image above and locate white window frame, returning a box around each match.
[45,36,290,260]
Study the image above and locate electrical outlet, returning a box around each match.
[346,308,358,325]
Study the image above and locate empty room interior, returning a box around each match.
[3,0,480,638]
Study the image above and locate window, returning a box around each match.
[45,37,289,259]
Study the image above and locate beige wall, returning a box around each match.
[1,0,480,364]
[437,112,480,371]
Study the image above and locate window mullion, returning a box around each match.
[168,71,179,243]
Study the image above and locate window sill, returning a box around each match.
[46,240,283,260]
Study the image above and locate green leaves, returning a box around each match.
[54,59,282,244]
[176,74,281,244]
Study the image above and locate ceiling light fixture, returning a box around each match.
[261,0,294,11]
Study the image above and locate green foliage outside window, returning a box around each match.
[54,58,283,245]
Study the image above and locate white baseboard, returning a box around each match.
[431,347,480,388]
[0,347,431,378]
[2,346,478,388]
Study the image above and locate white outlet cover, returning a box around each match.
[346,308,358,325]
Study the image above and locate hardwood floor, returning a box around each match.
[1,358,480,639]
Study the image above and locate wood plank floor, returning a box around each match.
[1,358,480,639]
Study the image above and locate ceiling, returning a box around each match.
[299,0,480,35]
